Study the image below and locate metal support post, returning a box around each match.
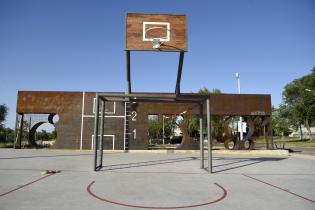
[206,98,212,173]
[93,94,100,171]
[17,113,24,149]
[13,114,19,149]
[264,123,267,147]
[199,103,204,169]
[175,52,184,95]
[126,50,131,94]
[100,99,105,167]
[269,116,274,149]
[162,115,165,144]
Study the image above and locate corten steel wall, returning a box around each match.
[16,91,126,150]
[81,92,125,150]
[210,93,271,116]
[129,102,200,150]
[17,91,83,149]
[16,91,272,150]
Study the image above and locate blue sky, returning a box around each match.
[1,0,315,128]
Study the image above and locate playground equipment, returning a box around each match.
[14,13,273,174]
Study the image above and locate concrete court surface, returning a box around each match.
[0,149,314,210]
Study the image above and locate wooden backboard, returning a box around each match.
[126,13,187,51]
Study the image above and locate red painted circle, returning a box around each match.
[87,181,227,209]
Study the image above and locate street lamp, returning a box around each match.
[235,72,243,140]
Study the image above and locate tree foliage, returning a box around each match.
[272,106,290,136]
[148,116,174,141]
[36,129,57,141]
[0,127,14,142]
[0,104,8,129]
[186,88,223,139]
[281,67,315,140]
[0,104,10,142]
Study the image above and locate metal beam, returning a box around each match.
[15,114,23,149]
[93,94,100,171]
[206,98,212,173]
[199,103,204,169]
[13,114,19,149]
[126,51,131,94]
[18,114,24,149]
[100,100,105,168]
[269,116,274,149]
[175,52,185,95]
[97,93,208,100]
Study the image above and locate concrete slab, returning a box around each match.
[0,149,314,210]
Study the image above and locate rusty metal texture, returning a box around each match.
[16,91,272,150]
[209,93,271,116]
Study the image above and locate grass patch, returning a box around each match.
[0,142,14,148]
[273,137,315,147]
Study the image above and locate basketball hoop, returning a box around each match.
[152,38,162,49]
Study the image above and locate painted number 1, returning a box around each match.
[133,129,136,139]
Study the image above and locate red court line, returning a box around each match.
[243,174,315,204]
[87,181,227,209]
[0,174,54,197]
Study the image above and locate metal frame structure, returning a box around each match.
[93,93,213,173]
[125,51,185,95]
[95,13,208,173]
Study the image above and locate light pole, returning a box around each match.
[235,72,243,140]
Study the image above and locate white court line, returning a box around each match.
[91,134,115,151]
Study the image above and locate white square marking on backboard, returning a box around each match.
[143,22,170,42]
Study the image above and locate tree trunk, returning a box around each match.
[304,119,313,141]
[299,124,303,140]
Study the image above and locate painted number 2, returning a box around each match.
[131,111,137,121]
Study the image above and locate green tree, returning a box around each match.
[0,105,9,142]
[187,88,223,139]
[148,115,174,141]
[50,129,57,140]
[187,115,199,137]
[281,67,315,141]
[0,104,8,129]
[272,106,290,137]
[198,87,221,94]
[36,130,50,141]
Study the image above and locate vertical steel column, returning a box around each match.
[175,52,184,95]
[264,123,267,148]
[126,50,131,94]
[17,113,24,149]
[206,98,212,173]
[13,114,19,149]
[93,94,100,171]
[100,99,105,168]
[269,116,274,149]
[199,103,204,169]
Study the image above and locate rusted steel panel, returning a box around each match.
[16,91,272,150]
[17,91,83,114]
[16,91,84,149]
[210,94,271,116]
[126,13,187,51]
